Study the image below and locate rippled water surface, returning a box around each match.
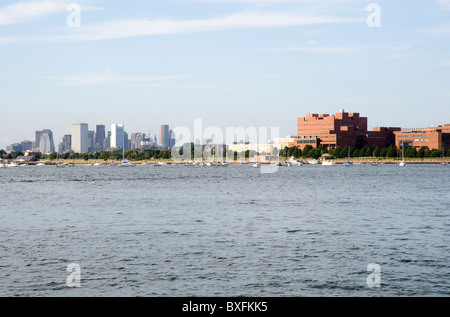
[0,164,449,296]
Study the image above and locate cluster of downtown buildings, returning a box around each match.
[4,109,450,155]
[5,124,176,155]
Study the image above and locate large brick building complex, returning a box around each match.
[294,109,400,150]
[394,124,450,151]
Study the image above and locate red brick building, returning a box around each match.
[394,124,450,151]
[295,109,400,150]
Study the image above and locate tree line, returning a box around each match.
[1,144,448,161]
[279,145,449,160]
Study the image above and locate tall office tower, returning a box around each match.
[168,129,175,148]
[111,124,125,149]
[39,129,55,154]
[124,131,130,151]
[35,131,42,151]
[71,123,89,153]
[95,125,105,151]
[104,131,111,150]
[58,135,72,154]
[88,131,95,153]
[20,140,33,152]
[159,125,169,148]
[131,133,145,150]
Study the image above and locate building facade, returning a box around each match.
[295,109,400,150]
[88,131,95,153]
[71,123,89,153]
[394,124,450,151]
[111,124,125,149]
[131,133,145,150]
[159,125,170,148]
[95,125,105,152]
[58,135,72,154]
[38,129,55,154]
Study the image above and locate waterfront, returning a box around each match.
[0,164,449,296]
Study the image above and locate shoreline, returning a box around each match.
[7,157,448,165]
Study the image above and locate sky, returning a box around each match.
[0,0,450,149]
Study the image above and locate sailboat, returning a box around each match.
[121,128,132,167]
[371,150,379,166]
[399,142,406,167]
[345,147,353,166]
[442,145,447,167]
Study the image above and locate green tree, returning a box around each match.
[11,151,24,159]
[307,148,321,159]
[302,145,313,158]
[99,151,110,161]
[417,148,425,158]
[48,152,58,160]
[386,145,397,158]
[373,146,380,157]
[291,146,300,158]
[431,150,441,158]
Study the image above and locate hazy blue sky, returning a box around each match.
[1,0,450,148]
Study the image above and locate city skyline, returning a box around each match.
[1,0,450,149]
[4,109,450,155]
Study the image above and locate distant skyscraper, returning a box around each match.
[88,131,95,153]
[35,130,42,151]
[71,123,89,153]
[111,124,125,149]
[20,140,33,152]
[38,129,55,154]
[159,125,169,148]
[58,135,72,154]
[131,133,145,150]
[169,129,175,148]
[124,131,130,151]
[95,125,105,151]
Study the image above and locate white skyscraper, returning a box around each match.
[111,124,125,149]
[38,129,55,154]
[71,123,89,153]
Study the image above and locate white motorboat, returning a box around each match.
[252,163,260,167]
[120,160,132,167]
[7,162,19,167]
[321,160,336,166]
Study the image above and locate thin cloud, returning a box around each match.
[182,83,215,90]
[0,0,103,27]
[38,71,192,86]
[436,0,450,10]
[172,0,358,3]
[70,12,356,41]
[2,11,357,43]
[257,74,283,79]
[0,0,68,26]
[267,45,370,54]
